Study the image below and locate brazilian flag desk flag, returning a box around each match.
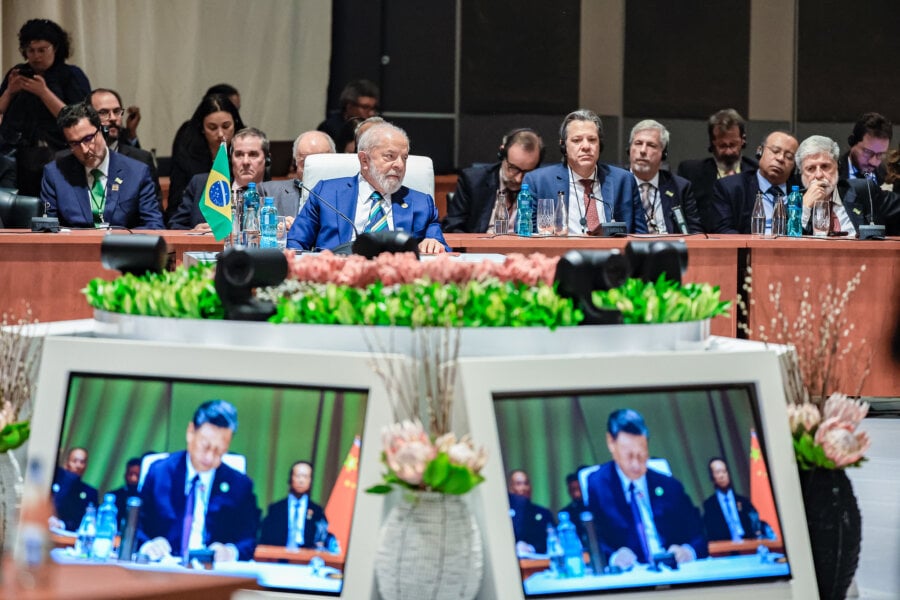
[199,142,233,240]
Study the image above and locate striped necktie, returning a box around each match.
[364,191,388,232]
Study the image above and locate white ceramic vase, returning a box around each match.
[374,491,484,600]
[0,450,24,552]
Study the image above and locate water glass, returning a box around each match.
[811,200,830,237]
[536,198,556,236]
[276,216,288,249]
[554,192,568,236]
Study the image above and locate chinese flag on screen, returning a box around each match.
[324,436,361,554]
[749,429,782,541]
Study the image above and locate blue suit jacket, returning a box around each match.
[137,450,260,561]
[585,462,707,563]
[40,151,163,229]
[523,162,648,233]
[286,176,449,251]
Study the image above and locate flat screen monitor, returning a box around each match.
[26,335,395,599]
[457,348,817,600]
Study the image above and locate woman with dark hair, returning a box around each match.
[0,18,91,195]
[166,93,245,224]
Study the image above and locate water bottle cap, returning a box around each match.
[521,183,529,191]
[559,511,570,522]
[247,182,257,189]
[104,493,116,503]
[264,196,274,205]
[791,185,799,192]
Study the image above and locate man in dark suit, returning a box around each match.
[585,409,706,570]
[287,122,448,253]
[51,447,99,531]
[507,469,555,555]
[138,400,259,563]
[677,109,758,231]
[0,154,15,189]
[39,102,163,229]
[702,458,760,541]
[796,135,900,236]
[839,112,892,184]
[709,130,799,234]
[524,110,646,235]
[107,457,141,535]
[628,119,703,234]
[88,88,162,210]
[259,460,332,549]
[443,128,544,233]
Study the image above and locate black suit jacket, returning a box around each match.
[702,490,758,541]
[258,495,328,548]
[509,493,556,554]
[642,170,704,234]
[677,156,757,231]
[709,169,801,234]
[52,467,99,532]
[802,178,900,236]
[443,162,502,233]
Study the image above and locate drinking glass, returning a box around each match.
[276,216,288,250]
[811,200,830,237]
[554,192,568,237]
[536,198,555,236]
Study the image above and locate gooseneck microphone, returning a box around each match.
[298,182,359,254]
[589,193,627,237]
[671,204,690,234]
[858,176,885,240]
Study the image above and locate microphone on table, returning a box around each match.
[589,192,626,237]
[31,198,60,232]
[857,175,885,240]
[118,496,142,562]
[298,182,359,254]
[671,203,690,235]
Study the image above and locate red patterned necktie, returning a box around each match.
[830,203,841,233]
[580,178,600,232]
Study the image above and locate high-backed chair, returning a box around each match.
[0,188,41,228]
[137,452,247,491]
[302,153,435,200]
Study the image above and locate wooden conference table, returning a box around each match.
[0,230,896,395]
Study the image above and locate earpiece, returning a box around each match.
[756,146,763,160]
[498,127,544,162]
[662,145,668,161]
[265,152,272,168]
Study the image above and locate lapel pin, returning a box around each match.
[219,481,230,493]
[114,177,123,184]
[111,184,120,192]
[665,190,674,197]
[400,203,408,209]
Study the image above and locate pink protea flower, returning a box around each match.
[787,402,821,434]
[382,419,436,486]
[822,393,869,429]
[434,432,488,474]
[814,417,871,468]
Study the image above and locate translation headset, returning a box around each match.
[559,113,605,158]
[498,127,546,163]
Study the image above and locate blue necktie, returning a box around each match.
[364,191,388,232]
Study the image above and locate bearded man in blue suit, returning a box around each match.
[523,109,647,235]
[40,102,163,229]
[287,122,448,253]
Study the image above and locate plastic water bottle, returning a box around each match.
[786,185,803,237]
[557,511,585,577]
[771,194,787,236]
[93,493,118,561]
[750,191,766,237]
[243,182,260,247]
[516,183,534,236]
[75,503,98,559]
[546,525,566,578]
[259,196,279,248]
[493,190,509,235]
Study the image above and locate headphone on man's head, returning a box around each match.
[756,145,763,160]
[498,127,545,163]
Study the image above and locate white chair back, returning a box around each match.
[302,153,435,198]
[138,452,247,491]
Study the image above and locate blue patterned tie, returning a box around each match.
[364,191,388,232]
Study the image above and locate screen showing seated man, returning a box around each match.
[51,373,367,596]
[492,385,790,596]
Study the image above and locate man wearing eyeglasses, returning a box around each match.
[443,128,544,233]
[85,89,162,210]
[316,79,380,142]
[840,112,892,185]
[40,102,163,229]
[709,131,800,234]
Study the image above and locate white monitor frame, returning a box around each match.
[27,334,397,600]
[456,349,818,600]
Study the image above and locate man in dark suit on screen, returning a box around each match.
[677,108,758,230]
[627,119,703,234]
[138,399,259,563]
[585,409,706,570]
[524,109,647,234]
[51,447,99,531]
[39,102,163,229]
[443,128,543,233]
[259,460,332,549]
[507,469,556,556]
[702,457,761,541]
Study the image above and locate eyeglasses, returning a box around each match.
[763,145,795,162]
[858,147,887,161]
[66,128,101,149]
[97,108,125,118]
[505,159,534,178]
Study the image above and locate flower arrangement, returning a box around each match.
[0,308,42,452]
[788,393,870,469]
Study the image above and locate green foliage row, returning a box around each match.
[592,276,731,324]
[82,263,224,319]
[270,279,582,329]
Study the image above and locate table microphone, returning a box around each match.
[589,193,626,237]
[31,199,60,233]
[118,496,142,561]
[671,204,690,234]
[858,176,885,240]
[298,182,360,254]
